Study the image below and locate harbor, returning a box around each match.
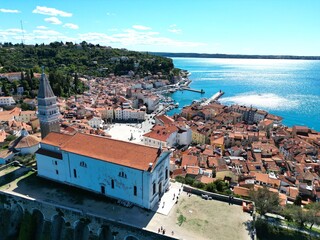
[181,87,205,94]
[201,90,224,106]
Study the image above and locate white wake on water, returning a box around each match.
[220,93,300,110]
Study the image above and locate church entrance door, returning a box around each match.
[101,186,105,194]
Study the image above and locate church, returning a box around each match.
[36,70,171,209]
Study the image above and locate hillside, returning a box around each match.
[0,42,174,77]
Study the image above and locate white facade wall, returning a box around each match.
[143,131,177,148]
[254,113,266,124]
[36,143,171,209]
[106,109,114,120]
[18,144,40,155]
[114,109,122,120]
[143,137,166,148]
[15,112,37,123]
[177,128,192,146]
[88,117,103,128]
[0,97,15,106]
[137,111,145,120]
[166,131,177,148]
[143,97,159,112]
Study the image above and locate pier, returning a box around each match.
[201,90,224,106]
[181,87,205,94]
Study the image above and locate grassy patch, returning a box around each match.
[177,214,186,226]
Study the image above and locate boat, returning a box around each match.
[175,103,179,108]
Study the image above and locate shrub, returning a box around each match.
[175,176,186,184]
[192,181,205,189]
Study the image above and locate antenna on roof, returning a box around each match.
[20,20,25,46]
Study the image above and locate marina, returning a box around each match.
[201,90,224,106]
[181,87,205,94]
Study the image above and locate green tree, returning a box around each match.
[305,202,320,229]
[20,102,30,111]
[283,205,309,228]
[205,182,216,193]
[293,195,302,206]
[249,187,280,216]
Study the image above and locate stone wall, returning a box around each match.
[0,191,175,240]
[183,185,252,206]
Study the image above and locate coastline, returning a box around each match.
[153,52,320,60]
[167,58,320,131]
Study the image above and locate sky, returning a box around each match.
[0,0,320,56]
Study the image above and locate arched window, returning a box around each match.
[133,186,137,196]
[153,183,156,195]
[119,171,127,178]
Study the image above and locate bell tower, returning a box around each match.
[37,67,60,139]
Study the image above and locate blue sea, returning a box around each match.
[168,58,320,131]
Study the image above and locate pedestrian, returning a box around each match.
[161,226,163,231]
[158,228,160,233]
[172,230,174,235]
[163,229,166,234]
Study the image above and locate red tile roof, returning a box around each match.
[41,132,165,171]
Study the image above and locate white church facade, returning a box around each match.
[36,132,171,209]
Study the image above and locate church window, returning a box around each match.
[111,179,114,189]
[119,171,127,178]
[101,185,105,194]
[73,169,77,178]
[165,168,168,180]
[80,161,87,168]
[153,183,156,195]
[134,186,137,196]
[54,161,57,165]
[56,170,59,175]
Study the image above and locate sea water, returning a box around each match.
[168,58,320,131]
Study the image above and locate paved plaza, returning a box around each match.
[105,115,155,144]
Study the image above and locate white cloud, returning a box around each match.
[168,24,182,34]
[169,28,182,34]
[0,25,204,50]
[0,28,25,36]
[32,6,72,17]
[36,26,47,29]
[33,30,62,36]
[63,23,79,30]
[78,29,204,48]
[106,12,116,16]
[45,17,62,25]
[132,25,152,31]
[0,8,20,13]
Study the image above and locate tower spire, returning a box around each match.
[37,68,60,139]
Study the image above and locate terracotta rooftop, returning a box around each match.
[10,134,40,149]
[181,155,198,167]
[41,132,165,171]
[143,125,178,142]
